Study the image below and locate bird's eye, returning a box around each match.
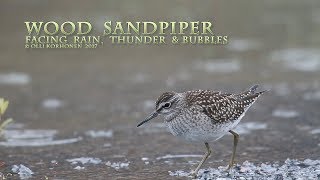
[163,102,171,109]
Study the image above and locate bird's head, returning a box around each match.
[137,91,184,127]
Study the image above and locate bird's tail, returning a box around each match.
[247,84,269,94]
[235,84,268,107]
[249,84,259,93]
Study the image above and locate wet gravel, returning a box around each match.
[170,159,320,179]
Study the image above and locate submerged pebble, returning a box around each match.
[141,157,150,165]
[74,166,85,170]
[67,157,102,170]
[105,161,130,170]
[11,164,33,179]
[66,157,102,165]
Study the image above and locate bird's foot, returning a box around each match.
[226,161,236,171]
[190,170,198,179]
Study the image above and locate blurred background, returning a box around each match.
[0,0,320,179]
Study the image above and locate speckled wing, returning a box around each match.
[186,89,265,124]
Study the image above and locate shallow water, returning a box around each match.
[0,0,320,179]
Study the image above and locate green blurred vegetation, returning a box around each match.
[0,98,12,135]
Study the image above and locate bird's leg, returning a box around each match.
[191,142,211,178]
[227,130,239,170]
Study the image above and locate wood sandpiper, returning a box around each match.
[137,85,267,178]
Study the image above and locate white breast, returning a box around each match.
[164,108,249,142]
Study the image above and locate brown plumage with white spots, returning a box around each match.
[137,85,267,178]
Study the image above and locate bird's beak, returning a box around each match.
[137,111,158,127]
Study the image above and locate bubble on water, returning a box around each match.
[103,143,112,147]
[5,123,25,129]
[166,70,191,87]
[113,155,125,158]
[247,146,270,151]
[271,48,320,72]
[0,129,82,147]
[94,15,119,32]
[105,161,130,170]
[175,71,191,81]
[194,59,241,73]
[42,98,64,109]
[310,128,320,134]
[269,83,291,96]
[234,122,267,135]
[164,160,174,165]
[85,130,113,138]
[303,91,320,101]
[156,154,202,160]
[11,164,33,179]
[3,129,57,139]
[165,77,176,88]
[272,109,299,118]
[148,123,166,128]
[142,100,154,111]
[227,39,262,52]
[312,11,320,24]
[131,73,149,83]
[0,72,31,85]
[138,122,167,134]
[0,137,82,147]
[187,160,198,165]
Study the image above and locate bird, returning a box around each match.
[137,84,267,178]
